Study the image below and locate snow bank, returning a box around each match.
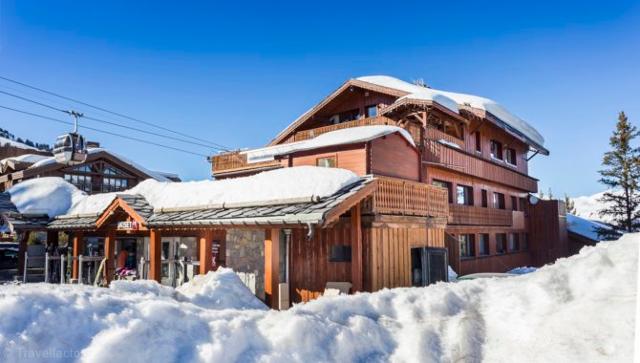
[7,177,85,216]
[243,125,414,164]
[129,166,360,210]
[508,266,538,274]
[0,234,636,362]
[357,75,546,149]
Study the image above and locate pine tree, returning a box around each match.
[547,187,554,200]
[598,111,640,237]
[564,194,576,214]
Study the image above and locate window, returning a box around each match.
[104,165,126,176]
[490,140,503,160]
[511,196,518,211]
[432,180,453,203]
[481,190,488,208]
[522,233,529,250]
[329,245,351,262]
[508,234,520,252]
[478,234,490,256]
[459,234,475,258]
[506,148,517,165]
[365,104,378,118]
[316,156,336,168]
[411,247,448,286]
[456,185,473,206]
[496,234,507,254]
[339,109,360,123]
[102,177,128,192]
[65,174,92,192]
[475,132,482,153]
[493,192,505,209]
[72,165,92,173]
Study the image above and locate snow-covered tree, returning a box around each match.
[598,111,640,237]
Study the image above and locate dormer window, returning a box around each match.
[490,140,503,160]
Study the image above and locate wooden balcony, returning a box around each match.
[291,116,421,145]
[367,176,449,218]
[449,204,514,226]
[423,140,538,192]
[211,151,281,177]
[424,128,464,148]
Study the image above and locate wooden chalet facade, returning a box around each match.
[211,75,570,285]
[0,144,180,193]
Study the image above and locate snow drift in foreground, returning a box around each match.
[0,235,637,362]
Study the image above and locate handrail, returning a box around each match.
[448,204,513,226]
[292,116,399,142]
[369,176,449,218]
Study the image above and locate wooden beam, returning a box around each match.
[17,231,30,278]
[149,228,162,282]
[264,228,280,309]
[198,229,214,274]
[322,180,378,227]
[71,232,84,280]
[350,204,363,292]
[104,230,115,285]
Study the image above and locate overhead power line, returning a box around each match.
[0,75,229,150]
[0,89,226,151]
[0,104,209,157]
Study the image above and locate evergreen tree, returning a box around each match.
[547,187,554,200]
[598,111,640,237]
[564,194,576,214]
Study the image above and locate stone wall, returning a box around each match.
[225,229,265,300]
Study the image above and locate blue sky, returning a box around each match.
[0,1,638,197]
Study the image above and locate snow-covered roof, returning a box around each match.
[356,76,547,153]
[7,166,362,220]
[0,136,38,150]
[243,125,414,164]
[567,214,614,242]
[26,147,173,182]
[0,154,50,172]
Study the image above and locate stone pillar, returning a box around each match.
[148,229,162,282]
[71,232,84,280]
[264,228,280,309]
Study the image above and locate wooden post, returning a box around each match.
[148,229,162,282]
[198,229,213,275]
[17,231,30,278]
[350,204,363,292]
[104,230,115,285]
[71,232,83,280]
[264,228,280,309]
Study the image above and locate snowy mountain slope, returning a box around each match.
[572,190,612,223]
[0,234,636,362]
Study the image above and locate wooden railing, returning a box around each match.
[424,127,464,148]
[211,152,281,176]
[291,116,421,144]
[424,140,538,192]
[448,204,514,226]
[368,176,449,218]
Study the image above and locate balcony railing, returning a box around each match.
[423,140,538,192]
[448,204,514,226]
[367,176,449,218]
[211,152,281,176]
[291,116,421,144]
[425,127,464,148]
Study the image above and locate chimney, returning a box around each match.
[86,141,100,149]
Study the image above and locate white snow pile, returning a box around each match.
[243,125,414,164]
[0,154,49,172]
[129,166,360,210]
[356,75,546,149]
[0,234,636,362]
[567,213,616,241]
[0,136,38,150]
[508,266,538,274]
[6,177,85,216]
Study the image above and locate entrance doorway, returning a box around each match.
[161,237,198,287]
[411,247,448,287]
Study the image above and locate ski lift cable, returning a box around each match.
[0,89,226,151]
[0,75,230,150]
[0,104,209,157]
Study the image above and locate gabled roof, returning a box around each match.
[270,75,549,155]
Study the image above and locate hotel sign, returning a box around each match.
[117,221,140,231]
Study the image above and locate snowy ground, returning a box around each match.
[0,235,637,363]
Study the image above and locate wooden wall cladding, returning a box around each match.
[291,146,367,176]
[364,226,444,291]
[369,133,420,181]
